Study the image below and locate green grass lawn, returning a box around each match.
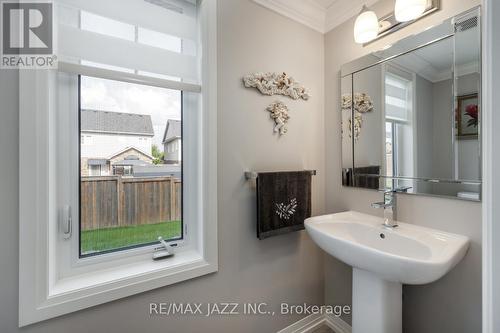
[81,221,182,255]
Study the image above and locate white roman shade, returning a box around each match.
[385,71,412,122]
[55,0,199,89]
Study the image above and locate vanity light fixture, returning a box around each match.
[353,0,440,45]
[395,0,427,22]
[354,5,379,44]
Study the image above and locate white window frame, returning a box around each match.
[381,64,418,182]
[18,0,217,326]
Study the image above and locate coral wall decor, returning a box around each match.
[348,113,363,141]
[342,93,374,113]
[266,101,290,136]
[341,93,374,140]
[243,72,310,100]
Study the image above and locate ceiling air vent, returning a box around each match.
[455,16,478,33]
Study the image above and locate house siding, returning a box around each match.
[81,132,152,159]
[164,138,182,164]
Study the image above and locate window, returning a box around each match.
[138,27,183,53]
[89,165,102,176]
[81,135,93,145]
[385,72,413,122]
[81,11,135,41]
[79,76,183,256]
[19,0,217,326]
[384,67,415,185]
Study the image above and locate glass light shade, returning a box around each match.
[395,0,427,22]
[354,9,379,44]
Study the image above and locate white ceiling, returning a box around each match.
[252,0,379,34]
[386,29,480,83]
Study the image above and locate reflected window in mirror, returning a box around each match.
[384,68,414,185]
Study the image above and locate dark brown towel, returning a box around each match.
[256,171,312,240]
[342,166,380,189]
[354,165,380,189]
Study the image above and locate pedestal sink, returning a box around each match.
[304,211,469,333]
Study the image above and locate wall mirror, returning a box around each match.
[341,7,481,201]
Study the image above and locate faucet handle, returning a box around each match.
[371,201,392,209]
[394,186,412,193]
[378,186,413,193]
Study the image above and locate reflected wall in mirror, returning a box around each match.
[340,7,481,201]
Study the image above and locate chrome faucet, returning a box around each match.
[371,190,398,228]
[371,186,412,228]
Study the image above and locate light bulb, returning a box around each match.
[354,6,379,44]
[395,0,427,22]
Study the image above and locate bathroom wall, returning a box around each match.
[457,73,481,181]
[431,74,481,195]
[414,74,434,194]
[0,1,326,332]
[352,64,384,169]
[325,0,482,332]
[416,73,481,196]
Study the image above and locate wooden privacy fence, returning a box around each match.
[80,176,181,231]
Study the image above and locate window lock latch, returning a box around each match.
[153,236,175,260]
[60,205,72,240]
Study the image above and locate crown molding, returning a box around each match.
[325,0,379,32]
[252,0,326,33]
[252,0,379,34]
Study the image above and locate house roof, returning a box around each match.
[108,146,154,160]
[162,119,181,144]
[81,109,154,136]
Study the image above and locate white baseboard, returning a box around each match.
[277,309,352,333]
[276,311,326,333]
[324,313,352,333]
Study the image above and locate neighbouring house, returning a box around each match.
[162,119,182,164]
[81,109,155,176]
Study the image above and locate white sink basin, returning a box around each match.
[305,210,469,284]
[305,211,470,333]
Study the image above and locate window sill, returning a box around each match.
[51,250,206,295]
[22,250,216,326]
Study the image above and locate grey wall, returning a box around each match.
[431,74,481,183]
[0,1,326,332]
[352,64,384,168]
[324,0,482,332]
[415,74,434,194]
[457,73,481,181]
[432,79,454,182]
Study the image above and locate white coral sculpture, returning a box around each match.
[243,72,310,100]
[348,113,363,141]
[341,93,373,140]
[266,101,290,136]
[341,93,374,113]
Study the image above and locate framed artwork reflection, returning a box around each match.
[456,93,479,138]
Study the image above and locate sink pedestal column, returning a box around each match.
[352,268,402,333]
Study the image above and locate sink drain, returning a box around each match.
[380,233,385,239]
